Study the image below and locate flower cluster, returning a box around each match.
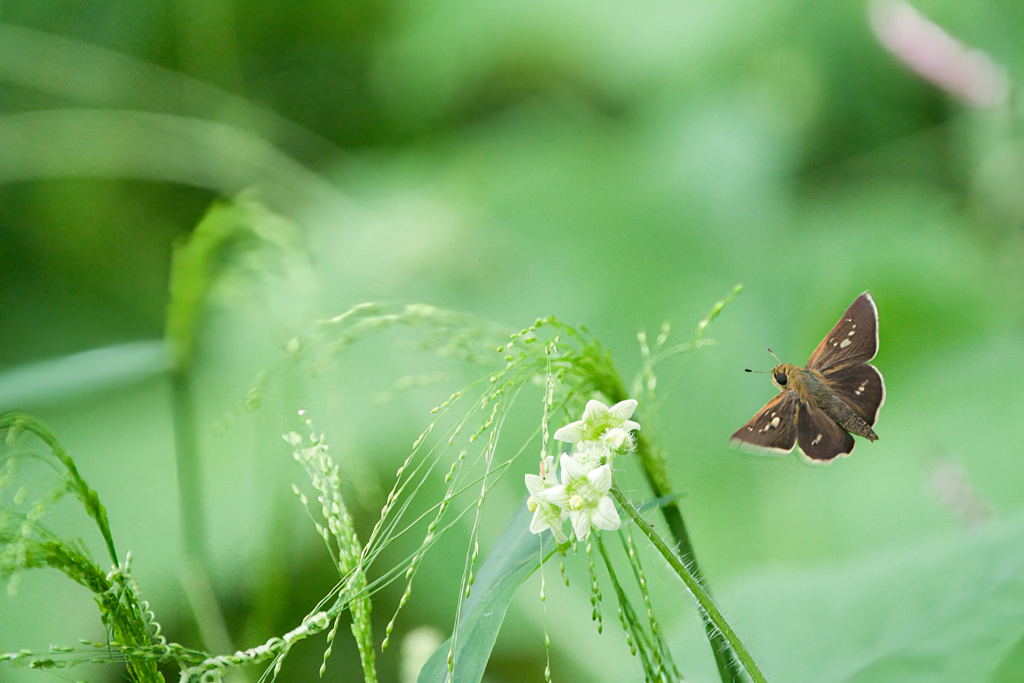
[526,399,640,542]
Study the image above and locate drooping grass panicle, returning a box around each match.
[444,381,528,669]
[632,284,743,410]
[286,411,376,682]
[618,528,682,681]
[0,411,119,565]
[277,306,650,672]
[0,412,175,683]
[594,534,665,680]
[379,379,536,656]
[183,610,333,683]
[586,538,604,633]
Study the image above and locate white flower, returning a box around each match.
[573,440,613,469]
[529,398,640,542]
[525,456,569,544]
[539,454,620,542]
[553,399,640,451]
[602,427,636,453]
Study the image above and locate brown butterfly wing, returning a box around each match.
[796,401,856,461]
[730,392,799,454]
[822,363,886,427]
[806,292,879,374]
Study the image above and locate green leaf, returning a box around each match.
[417,502,550,683]
[990,632,1024,683]
[0,341,169,410]
[725,515,1024,683]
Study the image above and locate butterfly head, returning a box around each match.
[770,363,799,391]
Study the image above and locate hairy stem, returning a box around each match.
[611,486,765,683]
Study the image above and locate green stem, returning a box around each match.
[171,370,206,561]
[604,419,742,681]
[611,486,766,683]
[171,370,238,661]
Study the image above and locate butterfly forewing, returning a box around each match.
[806,292,879,374]
[796,401,856,461]
[730,392,798,454]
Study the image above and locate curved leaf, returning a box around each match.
[417,502,550,683]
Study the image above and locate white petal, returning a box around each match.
[570,509,592,541]
[582,399,610,423]
[623,419,641,432]
[553,421,586,443]
[591,496,621,531]
[530,501,570,541]
[524,473,546,497]
[549,520,569,544]
[529,507,550,535]
[560,453,590,484]
[587,464,613,493]
[609,399,638,421]
[536,484,570,507]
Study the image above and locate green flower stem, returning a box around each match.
[171,371,205,561]
[611,486,766,683]
[165,205,250,659]
[605,420,741,682]
[647,288,746,682]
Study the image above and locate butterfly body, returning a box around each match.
[732,292,885,462]
[770,363,878,441]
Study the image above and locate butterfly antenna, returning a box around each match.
[767,347,782,364]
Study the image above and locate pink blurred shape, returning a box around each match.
[870,1,1009,107]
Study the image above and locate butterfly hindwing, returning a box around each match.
[730,392,798,454]
[796,400,856,461]
[822,363,885,427]
[806,292,879,374]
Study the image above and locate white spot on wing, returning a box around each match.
[770,416,780,428]
[840,338,852,348]
[812,433,823,445]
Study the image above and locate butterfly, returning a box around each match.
[731,292,886,462]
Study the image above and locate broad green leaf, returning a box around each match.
[725,515,1024,683]
[417,502,550,683]
[415,495,675,683]
[0,341,169,410]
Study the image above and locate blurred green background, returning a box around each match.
[2,1,1024,681]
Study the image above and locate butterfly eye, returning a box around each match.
[774,371,788,386]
